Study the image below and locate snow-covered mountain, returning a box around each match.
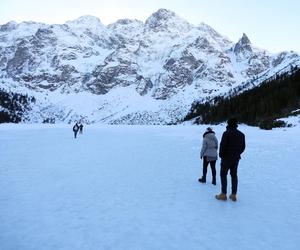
[1,9,299,124]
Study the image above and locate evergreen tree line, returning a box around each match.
[0,88,36,123]
[184,67,300,129]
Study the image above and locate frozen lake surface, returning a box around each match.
[1,124,300,250]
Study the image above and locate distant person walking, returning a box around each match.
[79,123,83,134]
[215,118,245,201]
[73,123,79,138]
[198,127,218,185]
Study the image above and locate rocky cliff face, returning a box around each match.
[0,9,299,124]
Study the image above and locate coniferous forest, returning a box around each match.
[0,89,35,123]
[184,67,300,129]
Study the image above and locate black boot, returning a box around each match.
[198,177,206,183]
[212,178,216,185]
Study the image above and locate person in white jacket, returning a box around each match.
[199,127,218,185]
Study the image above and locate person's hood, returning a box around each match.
[204,132,216,139]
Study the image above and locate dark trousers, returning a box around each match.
[202,157,216,181]
[220,159,239,194]
[74,131,78,138]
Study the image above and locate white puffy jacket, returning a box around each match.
[200,132,218,159]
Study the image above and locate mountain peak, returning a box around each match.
[65,15,105,34]
[240,33,251,45]
[149,8,177,20]
[144,9,191,33]
[66,15,103,27]
[0,21,17,32]
[234,33,252,54]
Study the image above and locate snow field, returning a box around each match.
[0,124,300,250]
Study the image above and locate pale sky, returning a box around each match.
[0,0,299,52]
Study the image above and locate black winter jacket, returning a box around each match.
[73,124,79,132]
[219,127,245,161]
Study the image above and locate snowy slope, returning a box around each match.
[0,9,299,124]
[0,124,299,249]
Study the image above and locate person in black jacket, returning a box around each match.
[215,118,245,201]
[79,123,83,134]
[73,123,79,138]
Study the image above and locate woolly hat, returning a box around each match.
[227,118,238,128]
[206,127,213,132]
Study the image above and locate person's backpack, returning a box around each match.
[73,124,79,132]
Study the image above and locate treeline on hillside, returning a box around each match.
[184,67,300,129]
[0,88,36,123]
